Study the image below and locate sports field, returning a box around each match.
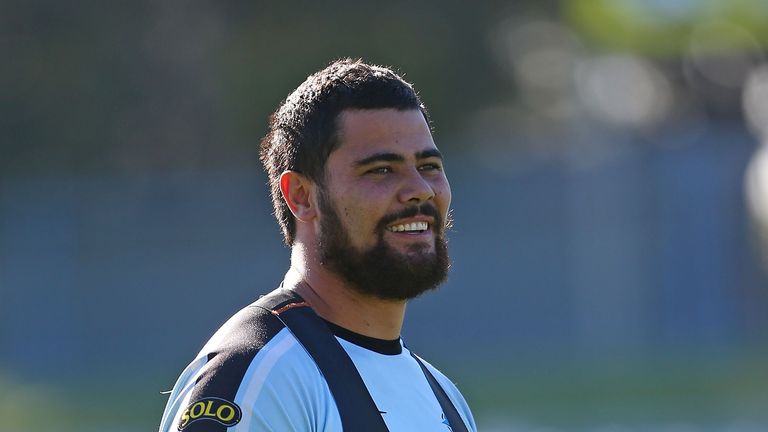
[4,353,766,432]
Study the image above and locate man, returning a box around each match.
[159,59,476,431]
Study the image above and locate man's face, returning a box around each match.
[315,108,452,301]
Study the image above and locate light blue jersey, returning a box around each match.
[158,290,476,432]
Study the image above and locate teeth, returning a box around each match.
[387,221,429,232]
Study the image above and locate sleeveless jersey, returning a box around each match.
[158,289,476,431]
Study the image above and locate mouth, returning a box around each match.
[385,221,430,234]
[379,203,442,237]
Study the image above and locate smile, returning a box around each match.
[386,221,429,233]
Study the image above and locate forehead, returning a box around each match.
[332,109,436,160]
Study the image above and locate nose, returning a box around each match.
[398,168,435,204]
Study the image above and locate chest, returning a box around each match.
[339,339,452,432]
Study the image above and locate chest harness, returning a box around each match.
[254,288,469,432]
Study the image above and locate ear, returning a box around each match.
[279,171,317,222]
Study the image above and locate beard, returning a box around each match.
[316,190,450,301]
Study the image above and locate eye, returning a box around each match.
[418,162,443,172]
[366,166,392,175]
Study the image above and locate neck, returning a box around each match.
[284,243,406,340]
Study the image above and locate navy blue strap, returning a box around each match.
[255,289,389,431]
[256,288,468,431]
[410,352,469,432]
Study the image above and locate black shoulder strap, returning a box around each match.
[254,289,389,432]
[410,352,470,432]
[255,288,469,432]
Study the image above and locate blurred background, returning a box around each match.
[2,0,768,431]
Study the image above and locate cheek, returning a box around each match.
[434,178,452,209]
[338,201,381,234]
[339,182,392,212]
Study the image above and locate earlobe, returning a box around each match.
[279,171,316,222]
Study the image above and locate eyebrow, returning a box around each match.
[416,148,443,160]
[353,148,443,167]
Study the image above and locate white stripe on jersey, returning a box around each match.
[158,355,208,432]
[232,328,299,431]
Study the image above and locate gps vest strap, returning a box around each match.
[410,352,469,432]
[255,289,388,431]
[254,288,468,432]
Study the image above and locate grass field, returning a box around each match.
[2,354,767,432]
[458,353,768,431]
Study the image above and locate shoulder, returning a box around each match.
[159,293,339,432]
[192,302,291,401]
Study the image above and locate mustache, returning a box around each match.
[376,203,443,232]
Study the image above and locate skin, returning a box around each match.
[279,108,452,340]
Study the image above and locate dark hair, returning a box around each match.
[259,58,429,245]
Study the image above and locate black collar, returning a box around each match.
[321,319,403,355]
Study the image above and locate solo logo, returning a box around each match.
[178,397,242,430]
